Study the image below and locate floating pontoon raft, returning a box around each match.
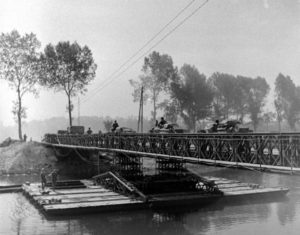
[22,175,289,215]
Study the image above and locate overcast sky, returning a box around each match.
[0,0,300,126]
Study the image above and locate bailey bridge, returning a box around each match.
[43,132,300,174]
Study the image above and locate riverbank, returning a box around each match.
[0,141,57,175]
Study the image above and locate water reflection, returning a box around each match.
[43,210,190,235]
[9,194,34,235]
[276,188,300,226]
[44,195,287,235]
[1,165,300,235]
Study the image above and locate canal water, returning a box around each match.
[1,165,300,235]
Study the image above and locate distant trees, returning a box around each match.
[40,41,97,127]
[246,77,269,130]
[207,73,269,130]
[208,73,237,120]
[274,99,284,132]
[170,64,213,132]
[274,73,300,131]
[262,111,276,132]
[103,119,113,132]
[0,30,41,140]
[129,51,276,132]
[234,76,252,122]
[157,99,179,123]
[129,51,177,122]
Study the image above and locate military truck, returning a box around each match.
[199,120,253,133]
[69,126,85,135]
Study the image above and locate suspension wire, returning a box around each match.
[85,0,198,98]
[81,0,210,104]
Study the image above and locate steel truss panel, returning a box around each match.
[43,132,300,169]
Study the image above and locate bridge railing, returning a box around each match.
[43,132,300,168]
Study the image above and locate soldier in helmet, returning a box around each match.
[40,168,47,190]
[158,117,167,128]
[49,169,58,190]
[87,127,93,135]
[111,120,119,132]
[211,120,219,132]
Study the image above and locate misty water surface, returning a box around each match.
[0,165,300,235]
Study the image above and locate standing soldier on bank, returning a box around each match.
[49,169,58,190]
[40,168,47,191]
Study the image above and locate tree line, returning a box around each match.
[130,51,300,132]
[0,30,97,140]
[1,31,299,139]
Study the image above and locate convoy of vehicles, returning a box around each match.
[55,119,252,135]
[57,125,137,135]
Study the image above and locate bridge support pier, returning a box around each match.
[155,158,186,174]
[114,153,143,179]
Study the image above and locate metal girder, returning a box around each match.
[44,132,300,169]
[93,171,147,201]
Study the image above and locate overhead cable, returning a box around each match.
[82,0,210,104]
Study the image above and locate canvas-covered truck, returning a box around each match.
[199,120,253,134]
[57,130,68,135]
[57,126,85,135]
[149,123,188,134]
[69,126,85,135]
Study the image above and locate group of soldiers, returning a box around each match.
[86,120,119,135]
[40,168,58,191]
[85,118,168,134]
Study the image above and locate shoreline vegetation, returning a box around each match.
[0,140,57,175]
[0,139,107,178]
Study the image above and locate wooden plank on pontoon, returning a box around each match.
[38,195,130,205]
[217,183,251,189]
[25,187,110,196]
[203,176,226,180]
[213,180,241,184]
[221,186,257,192]
[33,191,120,200]
[224,187,288,196]
[43,199,142,210]
[48,188,109,195]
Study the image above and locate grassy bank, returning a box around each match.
[0,141,57,175]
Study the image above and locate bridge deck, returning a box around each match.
[42,131,300,173]
[43,141,300,173]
